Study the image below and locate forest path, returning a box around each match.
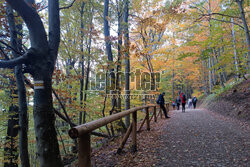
[155,108,250,167]
[93,108,250,167]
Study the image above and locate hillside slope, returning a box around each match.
[202,79,250,122]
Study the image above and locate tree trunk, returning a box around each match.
[208,55,212,92]
[215,48,225,88]
[33,73,62,166]
[83,6,93,124]
[104,0,116,110]
[4,105,19,167]
[236,0,250,71]
[202,60,208,95]
[124,0,130,128]
[6,5,30,166]
[115,0,122,114]
[172,68,175,100]
[231,18,239,74]
[211,53,216,85]
[4,0,63,166]
[79,2,85,125]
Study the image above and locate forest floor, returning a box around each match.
[202,79,250,122]
[91,108,250,167]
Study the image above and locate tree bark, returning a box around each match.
[5,0,63,166]
[83,5,93,124]
[104,0,116,112]
[79,2,85,125]
[231,18,239,75]
[236,0,250,71]
[172,68,175,100]
[124,0,130,128]
[6,4,30,166]
[4,105,19,167]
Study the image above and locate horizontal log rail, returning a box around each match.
[68,103,169,167]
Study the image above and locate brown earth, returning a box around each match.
[88,109,249,167]
[202,79,250,122]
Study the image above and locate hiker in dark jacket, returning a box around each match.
[157,92,170,118]
[180,93,186,112]
[192,96,198,109]
[176,96,181,110]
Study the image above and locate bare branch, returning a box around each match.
[202,13,240,19]
[6,0,48,50]
[211,18,244,29]
[52,89,75,127]
[0,54,28,68]
[59,0,77,10]
[0,45,10,60]
[0,40,22,55]
[37,5,48,12]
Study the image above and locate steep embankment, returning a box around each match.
[202,79,250,122]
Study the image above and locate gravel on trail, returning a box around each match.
[155,109,250,167]
[93,108,250,167]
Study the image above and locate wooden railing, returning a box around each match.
[68,103,169,167]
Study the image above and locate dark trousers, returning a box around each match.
[177,103,180,110]
[182,103,186,112]
[160,104,168,118]
[193,102,197,109]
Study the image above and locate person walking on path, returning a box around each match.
[180,93,186,112]
[176,96,181,110]
[157,92,170,118]
[192,96,198,109]
[188,98,192,109]
[172,101,176,110]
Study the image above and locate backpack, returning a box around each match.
[182,94,186,102]
[156,95,160,104]
[193,97,197,103]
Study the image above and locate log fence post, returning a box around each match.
[131,110,137,152]
[78,133,91,167]
[146,107,150,131]
[154,106,157,122]
[117,123,132,154]
[138,116,146,132]
[69,105,162,166]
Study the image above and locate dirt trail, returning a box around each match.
[93,109,250,167]
[155,109,250,167]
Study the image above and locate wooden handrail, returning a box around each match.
[69,104,156,139]
[68,103,169,167]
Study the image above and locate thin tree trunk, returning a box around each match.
[4,105,19,167]
[236,0,250,71]
[208,0,213,93]
[172,68,175,100]
[202,59,208,95]
[208,55,212,92]
[211,53,216,85]
[79,2,85,125]
[231,18,239,75]
[215,48,225,88]
[115,0,122,114]
[83,5,93,123]
[124,0,130,128]
[6,5,30,166]
[104,0,116,111]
